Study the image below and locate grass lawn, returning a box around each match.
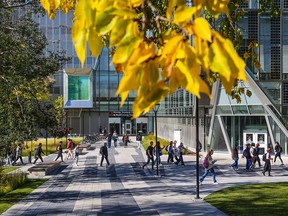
[0,178,48,214]
[205,182,288,216]
[3,166,20,174]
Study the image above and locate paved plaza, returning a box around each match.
[3,139,288,216]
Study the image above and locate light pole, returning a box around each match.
[195,96,200,199]
[153,103,160,176]
[196,74,205,199]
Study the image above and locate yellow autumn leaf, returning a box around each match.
[88,27,103,58]
[120,91,129,107]
[72,21,86,66]
[74,0,95,29]
[110,19,130,45]
[95,8,118,35]
[129,0,144,8]
[192,0,205,16]
[173,6,196,25]
[40,0,60,19]
[191,17,212,42]
[194,36,210,71]
[112,37,142,64]
[128,42,156,66]
[209,32,246,92]
[206,0,230,18]
[133,81,169,118]
[116,64,140,95]
[160,35,184,76]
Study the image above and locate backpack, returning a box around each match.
[252,148,257,156]
[242,149,247,157]
[202,156,209,169]
[280,146,283,153]
[99,146,104,154]
[262,153,267,162]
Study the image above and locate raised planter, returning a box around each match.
[28,161,61,177]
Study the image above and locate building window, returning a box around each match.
[68,76,90,100]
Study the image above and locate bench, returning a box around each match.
[28,161,61,177]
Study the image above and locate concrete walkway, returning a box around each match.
[2,140,288,216]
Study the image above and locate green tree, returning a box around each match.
[0,2,67,155]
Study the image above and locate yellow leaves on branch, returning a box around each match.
[41,0,246,118]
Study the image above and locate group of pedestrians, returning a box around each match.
[54,139,80,166]
[5,142,45,166]
[234,141,284,177]
[142,140,186,170]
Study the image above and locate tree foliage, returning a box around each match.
[40,0,273,118]
[0,2,67,153]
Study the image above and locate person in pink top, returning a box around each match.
[66,139,74,160]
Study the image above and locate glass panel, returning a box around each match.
[248,105,265,114]
[216,106,232,114]
[68,76,89,100]
[232,106,249,114]
[210,116,227,151]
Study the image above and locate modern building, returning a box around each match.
[30,1,288,154]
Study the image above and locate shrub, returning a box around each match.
[0,169,28,195]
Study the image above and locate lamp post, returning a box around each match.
[153,103,160,176]
[196,74,205,199]
[195,96,200,199]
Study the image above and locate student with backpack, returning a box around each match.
[274,141,284,165]
[200,149,218,185]
[243,144,252,171]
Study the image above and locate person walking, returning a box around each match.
[263,148,273,176]
[107,132,112,148]
[74,145,80,166]
[143,141,154,170]
[166,141,174,163]
[136,132,142,149]
[274,141,284,165]
[243,144,252,171]
[250,143,257,169]
[100,142,110,167]
[123,133,129,147]
[231,145,239,170]
[200,149,218,185]
[33,143,44,164]
[12,143,24,165]
[254,143,261,168]
[66,139,74,160]
[5,146,12,166]
[54,141,64,162]
[113,130,118,147]
[154,141,164,166]
[175,142,186,166]
[173,140,180,163]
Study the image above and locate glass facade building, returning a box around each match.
[30,1,288,154]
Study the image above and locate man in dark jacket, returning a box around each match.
[55,141,64,162]
[142,141,154,170]
[100,142,110,167]
[33,143,45,164]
